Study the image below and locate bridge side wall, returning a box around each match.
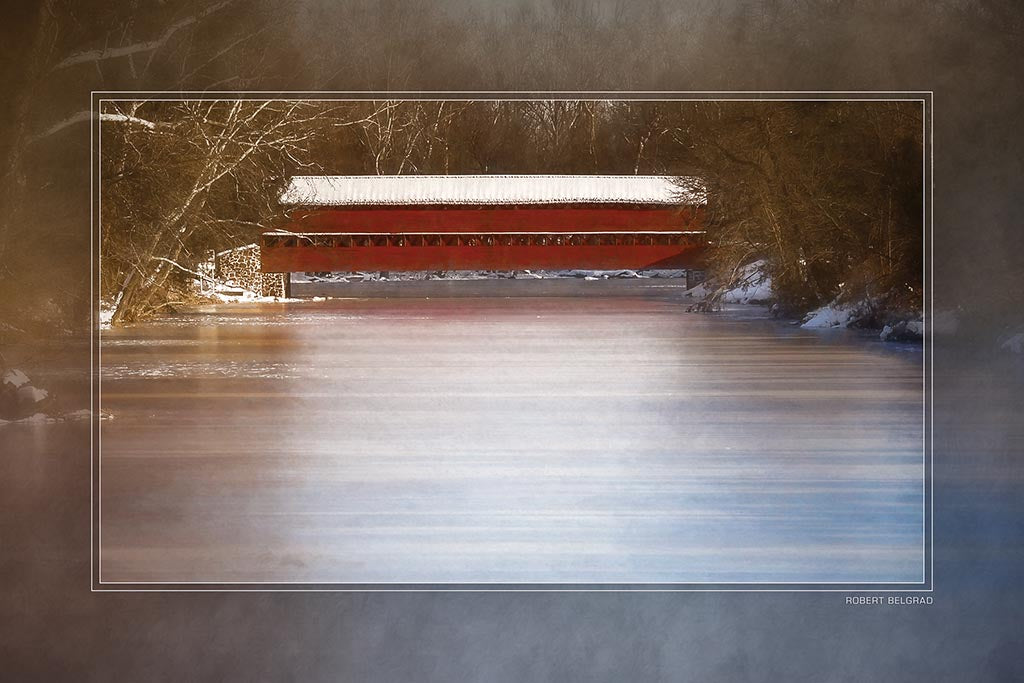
[282,205,703,234]
[262,204,706,274]
[261,243,704,273]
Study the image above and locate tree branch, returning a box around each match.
[52,0,236,71]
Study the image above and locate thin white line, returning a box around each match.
[95,588,936,593]
[263,231,706,236]
[90,94,95,590]
[921,98,926,585]
[101,581,929,589]
[90,89,934,95]
[929,92,935,590]
[95,98,928,104]
[287,174,688,178]
[98,98,102,585]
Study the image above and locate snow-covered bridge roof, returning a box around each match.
[280,175,704,207]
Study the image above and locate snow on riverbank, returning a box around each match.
[0,408,113,427]
[800,300,868,329]
[1,367,52,423]
[719,261,772,304]
[212,288,302,304]
[681,260,772,305]
[1,367,116,425]
[800,297,923,341]
[99,299,116,329]
[880,319,924,342]
[681,260,925,343]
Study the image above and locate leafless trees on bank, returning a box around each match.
[97,98,924,324]
[98,99,671,322]
[101,100,393,323]
[672,101,924,314]
[6,0,1013,337]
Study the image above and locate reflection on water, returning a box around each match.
[98,290,924,584]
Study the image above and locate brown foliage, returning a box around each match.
[670,101,924,314]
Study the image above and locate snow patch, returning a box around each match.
[802,297,923,341]
[280,175,704,207]
[2,369,30,388]
[880,319,924,342]
[717,261,774,304]
[60,409,114,421]
[17,385,48,404]
[682,281,710,299]
[801,302,860,329]
[212,286,302,304]
[100,296,120,330]
[0,408,114,427]
[215,244,260,257]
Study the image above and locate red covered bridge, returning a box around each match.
[260,175,706,274]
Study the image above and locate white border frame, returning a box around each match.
[91,91,934,592]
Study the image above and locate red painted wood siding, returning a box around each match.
[282,205,702,234]
[260,243,705,273]
[263,205,706,272]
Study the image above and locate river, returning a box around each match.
[94,282,925,585]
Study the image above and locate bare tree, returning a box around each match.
[670,100,923,314]
[100,99,375,323]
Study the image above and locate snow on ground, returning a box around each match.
[681,280,711,299]
[17,384,48,403]
[99,296,123,330]
[880,319,924,341]
[677,259,924,343]
[0,409,112,426]
[719,261,773,304]
[0,412,53,425]
[2,369,31,388]
[1,367,55,423]
[801,297,924,341]
[800,301,862,329]
[213,289,301,304]
[680,261,771,304]
[0,406,113,427]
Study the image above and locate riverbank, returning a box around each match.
[680,261,925,344]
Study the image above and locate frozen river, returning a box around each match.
[96,283,925,585]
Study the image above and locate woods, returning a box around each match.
[2,0,1016,340]
[100,100,378,323]
[97,99,924,325]
[673,101,924,316]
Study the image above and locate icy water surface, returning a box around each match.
[98,287,924,584]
